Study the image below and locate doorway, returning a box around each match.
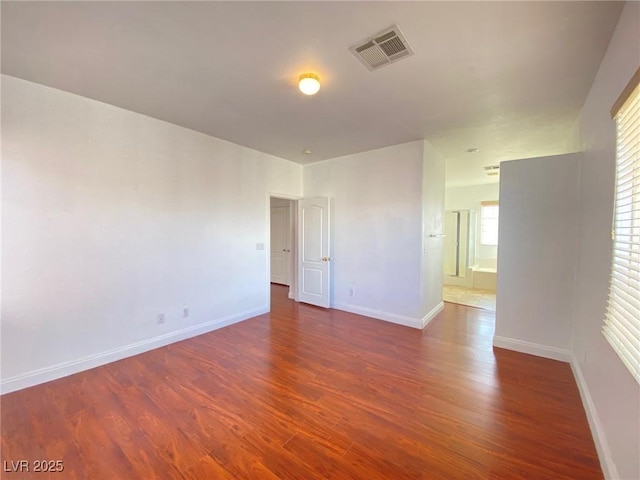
[268,195,332,308]
[270,197,296,299]
[442,208,496,311]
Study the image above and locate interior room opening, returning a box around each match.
[442,187,499,311]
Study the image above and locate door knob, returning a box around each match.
[322,256,331,262]
[283,249,287,252]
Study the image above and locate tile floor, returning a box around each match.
[443,285,496,311]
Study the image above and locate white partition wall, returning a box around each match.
[494,152,582,360]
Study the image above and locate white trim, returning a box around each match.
[421,301,445,328]
[332,301,444,330]
[0,305,267,395]
[268,192,302,201]
[570,357,618,480]
[492,335,572,362]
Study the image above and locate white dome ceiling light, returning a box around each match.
[299,73,320,95]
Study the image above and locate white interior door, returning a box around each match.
[298,197,330,308]
[270,205,290,285]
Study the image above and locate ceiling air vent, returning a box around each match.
[484,165,500,176]
[350,25,414,71]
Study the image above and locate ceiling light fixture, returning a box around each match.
[302,148,312,155]
[299,73,320,95]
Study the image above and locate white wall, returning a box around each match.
[495,153,581,359]
[303,141,434,327]
[421,141,446,321]
[445,182,500,267]
[1,75,302,393]
[572,2,640,479]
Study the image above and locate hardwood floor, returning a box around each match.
[1,285,602,479]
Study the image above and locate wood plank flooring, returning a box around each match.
[1,285,602,479]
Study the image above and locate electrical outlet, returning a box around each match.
[349,287,355,297]
[183,307,189,318]
[157,313,165,324]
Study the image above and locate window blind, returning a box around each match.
[603,70,640,385]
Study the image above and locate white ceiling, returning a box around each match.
[1,1,623,187]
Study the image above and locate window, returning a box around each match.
[603,68,640,385]
[480,201,499,246]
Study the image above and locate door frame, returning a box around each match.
[267,193,333,310]
[268,193,301,307]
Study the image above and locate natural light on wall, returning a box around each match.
[603,68,640,385]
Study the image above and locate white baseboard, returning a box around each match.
[492,335,572,362]
[570,356,618,480]
[332,301,444,330]
[421,301,445,329]
[0,305,268,395]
